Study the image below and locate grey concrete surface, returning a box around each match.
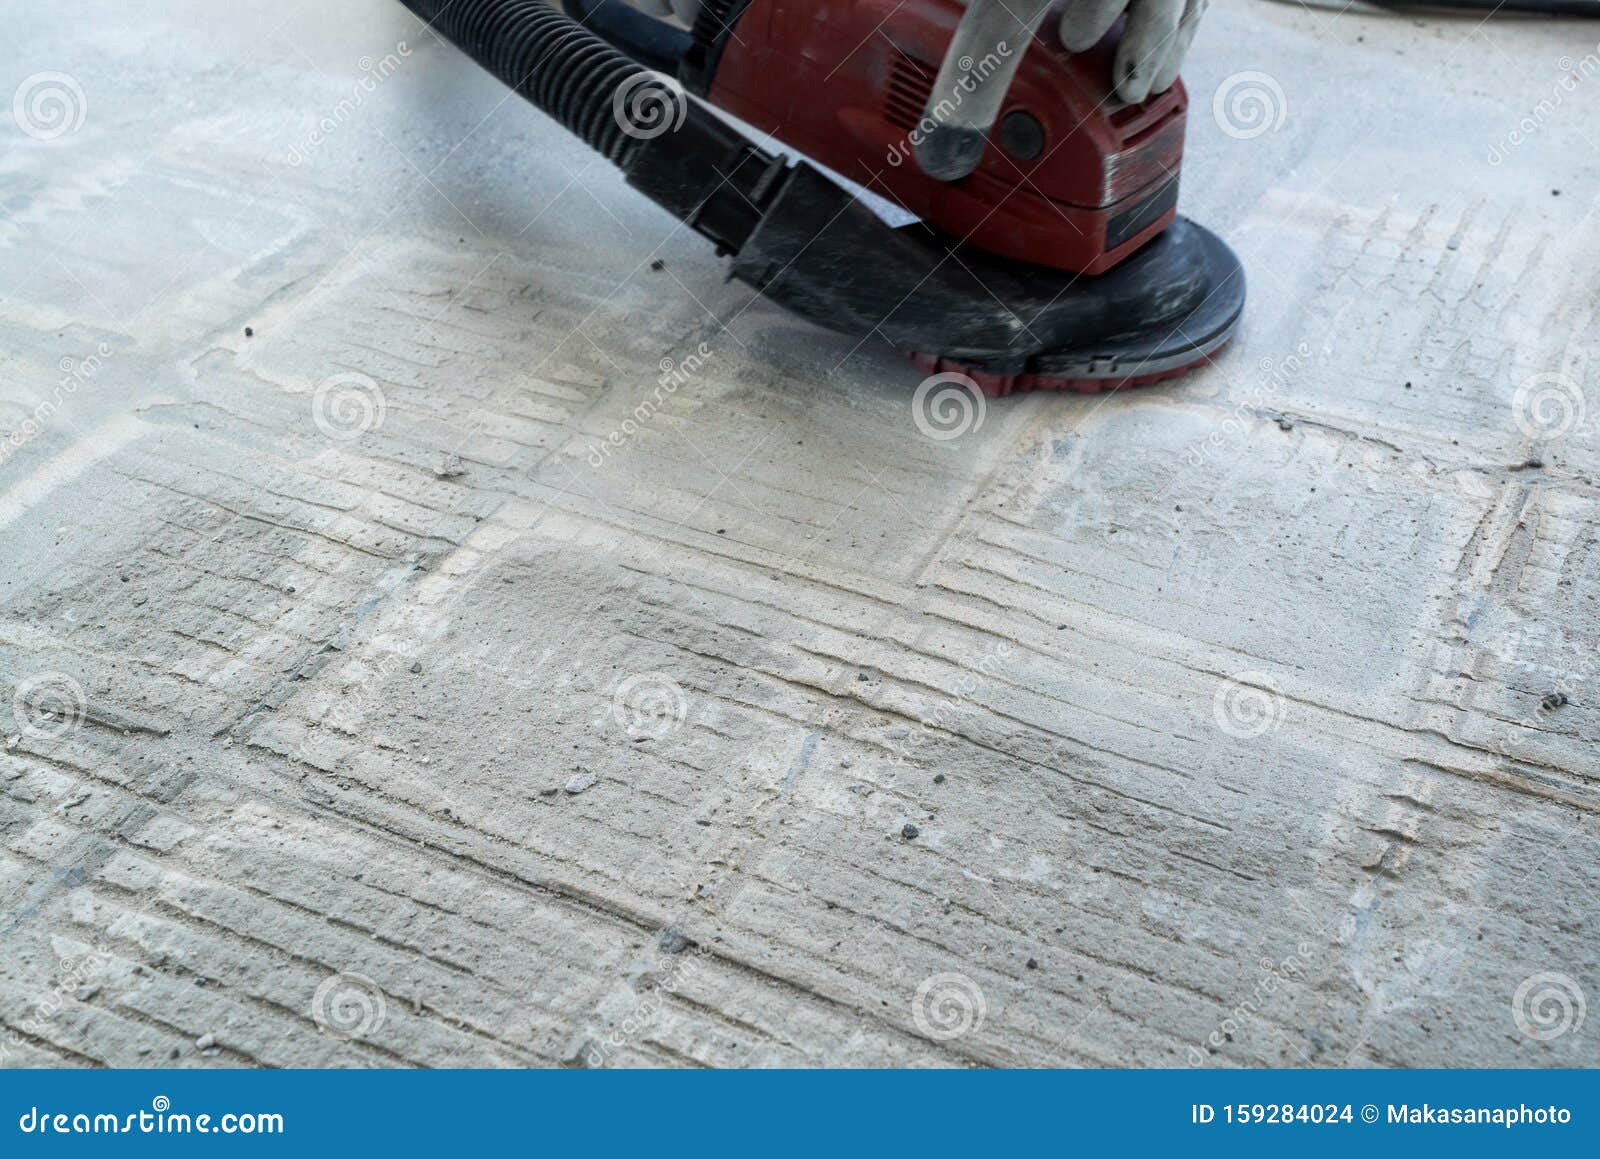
[2,0,1598,1068]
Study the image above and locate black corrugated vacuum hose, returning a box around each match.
[394,0,787,252]
[562,0,693,74]
[398,0,655,165]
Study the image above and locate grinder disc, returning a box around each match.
[905,350,1218,399]
[727,165,1246,393]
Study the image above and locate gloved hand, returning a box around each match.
[910,0,1207,179]
[1059,0,1207,103]
[621,1,1205,104]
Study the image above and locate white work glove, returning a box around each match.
[1059,0,1207,103]
[624,1,1205,104]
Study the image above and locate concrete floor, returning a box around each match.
[2,0,1598,1068]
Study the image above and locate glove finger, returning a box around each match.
[1057,0,1127,54]
[1148,0,1206,94]
[1114,0,1185,103]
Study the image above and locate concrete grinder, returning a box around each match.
[396,0,1245,397]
